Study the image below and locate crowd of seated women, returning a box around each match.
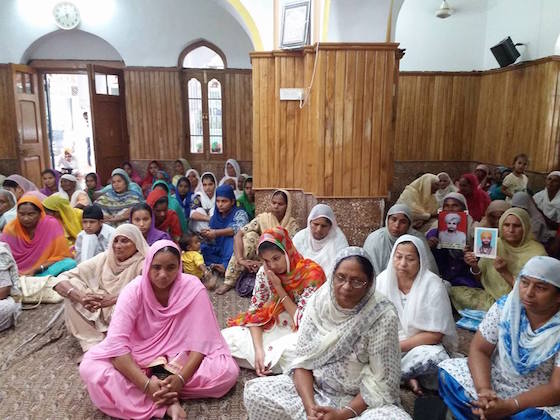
[0,152,560,420]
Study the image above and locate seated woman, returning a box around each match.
[364,204,438,276]
[189,172,217,233]
[439,256,560,420]
[0,188,17,231]
[57,174,91,209]
[474,164,492,191]
[84,172,102,203]
[292,204,349,275]
[512,191,555,245]
[43,195,83,246]
[489,166,511,201]
[79,240,239,420]
[435,172,457,207]
[185,169,203,194]
[175,176,192,219]
[53,224,148,352]
[172,158,190,186]
[222,226,326,374]
[451,208,547,311]
[473,199,510,229]
[396,173,440,232]
[130,203,171,246]
[0,243,21,332]
[220,158,241,186]
[95,169,143,227]
[0,195,74,276]
[146,190,182,242]
[140,160,160,197]
[39,169,60,197]
[533,171,560,224]
[152,180,187,233]
[200,185,249,289]
[2,174,39,201]
[122,161,142,185]
[458,173,491,222]
[237,176,255,219]
[377,235,457,395]
[217,189,299,295]
[244,247,410,420]
[426,193,476,288]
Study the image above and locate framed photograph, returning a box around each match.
[280,1,311,49]
[474,227,499,259]
[438,211,468,250]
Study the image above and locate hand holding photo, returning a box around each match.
[474,227,498,259]
[438,211,468,250]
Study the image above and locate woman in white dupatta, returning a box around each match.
[377,235,457,395]
[435,172,457,207]
[363,204,438,276]
[439,256,560,419]
[533,171,560,224]
[189,172,217,233]
[56,174,91,209]
[292,204,349,276]
[244,247,410,420]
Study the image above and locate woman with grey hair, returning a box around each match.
[244,247,410,419]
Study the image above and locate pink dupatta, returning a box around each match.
[84,240,231,367]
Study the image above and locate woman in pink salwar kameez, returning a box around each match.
[79,240,239,420]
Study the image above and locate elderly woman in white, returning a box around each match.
[244,247,411,419]
[376,235,457,395]
[292,204,349,275]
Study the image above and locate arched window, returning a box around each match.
[180,41,227,158]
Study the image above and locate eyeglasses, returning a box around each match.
[333,273,368,289]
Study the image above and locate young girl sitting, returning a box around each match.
[179,233,210,284]
[502,153,529,201]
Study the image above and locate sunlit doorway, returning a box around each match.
[44,73,95,180]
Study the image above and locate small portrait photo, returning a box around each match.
[474,227,498,259]
[438,211,468,250]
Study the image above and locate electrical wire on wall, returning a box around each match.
[299,40,320,109]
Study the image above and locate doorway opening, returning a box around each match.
[43,73,95,180]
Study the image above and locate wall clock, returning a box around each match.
[53,2,81,30]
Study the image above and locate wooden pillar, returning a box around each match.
[251,43,402,245]
[251,43,401,198]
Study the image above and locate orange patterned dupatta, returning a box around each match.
[227,226,326,330]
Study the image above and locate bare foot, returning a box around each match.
[166,402,187,420]
[205,273,217,290]
[215,283,233,295]
[408,378,423,396]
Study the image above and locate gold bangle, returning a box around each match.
[66,287,75,298]
[513,398,520,410]
[279,295,288,305]
[342,405,358,418]
[142,377,150,393]
[176,372,186,385]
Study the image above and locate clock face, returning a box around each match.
[53,2,81,30]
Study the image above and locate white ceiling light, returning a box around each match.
[435,0,453,19]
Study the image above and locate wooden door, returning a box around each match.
[10,64,46,185]
[89,65,128,184]
[184,69,226,160]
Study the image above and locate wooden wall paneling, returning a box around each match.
[251,43,400,197]
[351,50,365,196]
[342,50,355,196]
[549,62,560,170]
[0,65,17,159]
[125,69,183,160]
[360,50,375,195]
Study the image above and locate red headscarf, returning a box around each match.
[140,160,161,196]
[227,226,326,330]
[146,189,181,237]
[460,173,490,222]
